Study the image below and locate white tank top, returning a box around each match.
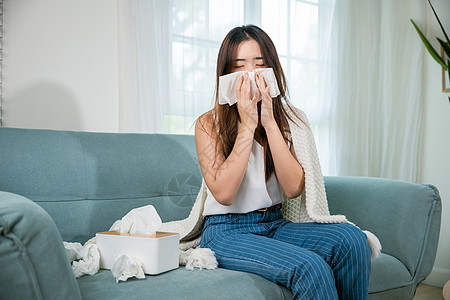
[202,139,283,216]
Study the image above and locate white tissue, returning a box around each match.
[63,241,82,263]
[64,238,100,278]
[112,204,162,235]
[218,68,281,106]
[111,254,145,283]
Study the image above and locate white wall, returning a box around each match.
[3,0,119,132]
[420,0,450,288]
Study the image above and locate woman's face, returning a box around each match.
[231,39,266,73]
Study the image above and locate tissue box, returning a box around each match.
[96,231,180,275]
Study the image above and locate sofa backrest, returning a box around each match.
[0,127,202,243]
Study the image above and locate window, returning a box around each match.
[168,0,319,134]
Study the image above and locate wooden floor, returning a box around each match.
[414,284,443,300]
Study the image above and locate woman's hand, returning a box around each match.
[254,73,304,198]
[235,72,259,132]
[255,72,276,129]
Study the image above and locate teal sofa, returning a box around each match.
[0,127,441,299]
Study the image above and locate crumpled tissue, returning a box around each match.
[63,237,99,278]
[110,204,162,236]
[218,67,281,106]
[111,254,145,283]
[64,241,82,263]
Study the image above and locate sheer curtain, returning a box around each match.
[117,0,426,181]
[317,0,426,181]
[118,0,171,133]
[117,0,322,135]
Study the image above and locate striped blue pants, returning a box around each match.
[200,208,372,299]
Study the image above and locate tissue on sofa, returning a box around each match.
[111,254,145,283]
[64,238,100,278]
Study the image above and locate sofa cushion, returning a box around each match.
[76,252,412,299]
[0,129,88,202]
[77,268,293,299]
[368,253,412,293]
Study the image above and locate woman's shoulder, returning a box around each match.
[195,110,216,137]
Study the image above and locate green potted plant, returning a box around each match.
[411,0,450,102]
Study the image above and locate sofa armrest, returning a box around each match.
[324,176,441,280]
[0,191,81,300]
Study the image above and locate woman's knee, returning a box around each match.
[304,253,334,278]
[289,252,337,299]
[286,253,336,286]
[336,224,372,259]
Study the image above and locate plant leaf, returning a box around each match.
[448,59,450,82]
[438,39,450,61]
[411,19,448,69]
[428,0,450,46]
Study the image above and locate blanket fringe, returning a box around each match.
[363,230,382,259]
[179,248,218,270]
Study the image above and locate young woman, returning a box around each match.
[194,25,372,300]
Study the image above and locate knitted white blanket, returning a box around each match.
[160,105,381,260]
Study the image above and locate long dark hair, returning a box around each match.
[199,25,301,181]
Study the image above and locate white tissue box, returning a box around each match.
[96,231,180,275]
